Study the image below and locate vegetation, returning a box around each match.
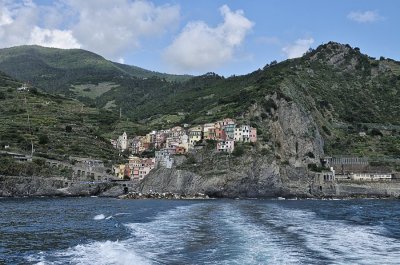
[0,71,118,159]
[0,42,399,161]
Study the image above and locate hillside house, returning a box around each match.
[234,125,257,143]
[128,156,155,180]
[113,164,128,179]
[221,119,236,140]
[155,149,174,168]
[189,125,203,148]
[117,132,128,152]
[203,123,215,139]
[17,84,29,92]
[250,127,257,143]
[217,140,235,153]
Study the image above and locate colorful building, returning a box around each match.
[188,125,203,148]
[217,140,235,153]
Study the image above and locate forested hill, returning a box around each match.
[0,45,191,95]
[0,42,399,159]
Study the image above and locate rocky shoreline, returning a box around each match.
[119,191,210,200]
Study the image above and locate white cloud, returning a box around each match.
[347,10,382,23]
[29,26,80,49]
[0,0,179,61]
[282,38,314,59]
[117,57,125,64]
[164,5,254,72]
[68,0,180,60]
[0,0,80,49]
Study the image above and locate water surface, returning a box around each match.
[1,197,399,264]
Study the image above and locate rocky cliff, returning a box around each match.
[139,96,322,198]
[0,175,125,197]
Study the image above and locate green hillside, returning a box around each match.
[0,45,191,96]
[124,42,400,158]
[1,42,399,160]
[0,71,120,160]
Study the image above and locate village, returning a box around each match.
[110,118,257,181]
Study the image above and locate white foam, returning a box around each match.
[59,241,151,265]
[264,204,400,265]
[93,214,106,220]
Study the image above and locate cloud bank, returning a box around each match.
[0,0,180,61]
[164,5,254,72]
[282,38,314,59]
[347,10,382,23]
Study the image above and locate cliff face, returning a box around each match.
[139,96,322,198]
[0,176,122,197]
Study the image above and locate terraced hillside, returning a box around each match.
[0,71,119,160]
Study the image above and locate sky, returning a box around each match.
[0,0,398,76]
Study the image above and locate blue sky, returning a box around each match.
[0,0,398,76]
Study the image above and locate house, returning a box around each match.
[114,164,128,179]
[155,149,174,168]
[250,127,257,143]
[241,125,251,142]
[117,132,128,151]
[215,128,227,141]
[188,125,203,148]
[217,140,235,153]
[203,123,215,139]
[155,131,167,149]
[221,119,236,140]
[128,156,155,180]
[131,136,146,154]
[234,125,256,143]
[17,84,29,92]
[234,127,242,142]
[314,167,336,184]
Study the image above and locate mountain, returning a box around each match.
[0,45,191,100]
[0,42,399,162]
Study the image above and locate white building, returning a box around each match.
[155,149,174,168]
[350,173,392,181]
[217,140,235,153]
[117,132,128,151]
[234,125,251,142]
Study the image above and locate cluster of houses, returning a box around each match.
[111,118,257,180]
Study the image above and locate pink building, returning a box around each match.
[250,127,257,143]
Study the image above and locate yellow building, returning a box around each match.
[188,125,203,148]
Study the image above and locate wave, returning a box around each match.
[28,201,400,265]
[93,214,106,220]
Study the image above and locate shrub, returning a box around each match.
[38,134,49,145]
[65,125,73,133]
[322,125,331,136]
[232,146,244,156]
[369,128,383,137]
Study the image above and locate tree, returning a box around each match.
[65,125,72,133]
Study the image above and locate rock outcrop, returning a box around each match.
[0,175,120,197]
[140,96,323,198]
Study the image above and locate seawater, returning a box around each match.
[1,198,400,264]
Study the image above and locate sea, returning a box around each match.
[0,197,400,265]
